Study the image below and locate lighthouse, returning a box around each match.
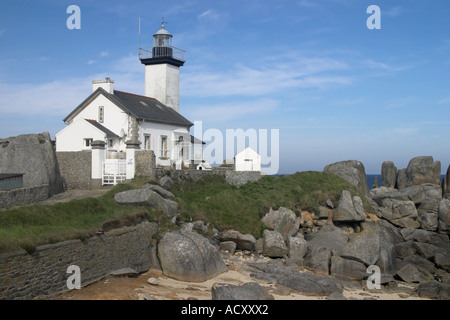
[139,20,186,113]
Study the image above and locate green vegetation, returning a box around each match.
[0,171,373,254]
[0,176,172,254]
[173,171,373,237]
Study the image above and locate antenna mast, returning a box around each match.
[138,17,141,50]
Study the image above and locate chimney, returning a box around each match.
[92,77,114,94]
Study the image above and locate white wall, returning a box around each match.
[234,148,261,172]
[139,121,190,166]
[145,64,180,112]
[56,119,106,152]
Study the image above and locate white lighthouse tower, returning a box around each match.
[139,20,186,113]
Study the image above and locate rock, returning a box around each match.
[159,175,174,190]
[402,255,436,281]
[211,282,274,300]
[341,230,380,266]
[370,185,426,206]
[192,220,208,234]
[323,160,370,197]
[400,228,432,243]
[379,199,419,229]
[278,271,343,296]
[305,224,348,253]
[406,156,441,187]
[144,183,175,200]
[0,132,64,197]
[438,198,450,234]
[382,161,397,188]
[157,230,227,282]
[327,292,347,300]
[261,207,300,240]
[373,176,379,189]
[396,168,408,189]
[376,239,397,276]
[318,206,330,219]
[333,190,366,222]
[304,247,333,274]
[361,220,404,245]
[443,164,450,199]
[330,256,367,281]
[219,230,256,251]
[434,252,450,272]
[396,264,421,283]
[114,188,178,221]
[220,241,237,254]
[394,241,416,259]
[109,267,138,277]
[417,280,450,300]
[147,277,159,285]
[287,234,308,263]
[326,199,334,209]
[249,261,343,296]
[263,230,288,258]
[417,184,442,231]
[413,242,438,260]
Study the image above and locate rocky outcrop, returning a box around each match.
[262,230,288,258]
[114,188,178,221]
[324,160,370,197]
[382,161,397,188]
[261,207,300,240]
[333,190,366,222]
[443,165,450,199]
[218,230,256,251]
[212,282,274,300]
[438,199,450,234]
[0,132,64,197]
[157,230,227,282]
[405,156,441,187]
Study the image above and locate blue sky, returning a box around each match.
[0,0,449,174]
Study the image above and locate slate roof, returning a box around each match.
[64,88,193,127]
[85,119,119,138]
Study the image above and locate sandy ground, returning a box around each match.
[50,253,425,301]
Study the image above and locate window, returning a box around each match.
[84,138,93,148]
[98,106,104,123]
[160,136,168,158]
[108,139,114,148]
[144,134,151,150]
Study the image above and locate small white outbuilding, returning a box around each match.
[234,147,261,172]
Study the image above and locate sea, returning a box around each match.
[367,174,446,190]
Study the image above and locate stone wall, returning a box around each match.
[56,151,92,189]
[0,221,158,300]
[0,185,49,208]
[135,150,156,179]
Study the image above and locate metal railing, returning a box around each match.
[139,46,186,62]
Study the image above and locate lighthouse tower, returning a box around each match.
[139,20,185,113]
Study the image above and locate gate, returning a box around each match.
[102,159,126,185]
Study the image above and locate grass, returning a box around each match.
[173,171,373,238]
[0,176,171,254]
[0,171,373,254]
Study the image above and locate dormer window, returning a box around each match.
[98,106,104,123]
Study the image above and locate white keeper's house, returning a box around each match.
[56,21,204,172]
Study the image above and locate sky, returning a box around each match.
[0,0,449,174]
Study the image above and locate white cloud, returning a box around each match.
[87,60,96,65]
[100,51,109,57]
[363,59,412,73]
[182,55,351,97]
[385,6,403,17]
[186,99,279,123]
[384,97,417,110]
